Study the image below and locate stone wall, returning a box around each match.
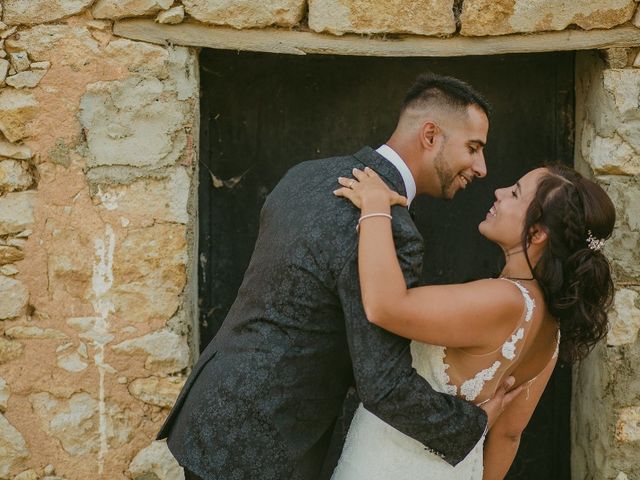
[0,1,637,479]
[572,50,640,480]
[0,4,198,480]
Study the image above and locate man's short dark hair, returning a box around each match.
[402,73,491,119]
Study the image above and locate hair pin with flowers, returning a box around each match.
[587,230,606,252]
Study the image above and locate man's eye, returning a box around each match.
[469,148,477,154]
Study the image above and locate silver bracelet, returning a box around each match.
[356,213,393,232]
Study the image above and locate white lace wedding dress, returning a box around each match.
[331,280,554,480]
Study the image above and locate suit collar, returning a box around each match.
[352,147,408,199]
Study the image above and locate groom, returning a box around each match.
[158,73,517,479]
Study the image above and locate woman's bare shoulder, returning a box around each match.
[460,278,528,317]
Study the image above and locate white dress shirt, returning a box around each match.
[375,144,417,207]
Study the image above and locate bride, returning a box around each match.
[332,163,615,479]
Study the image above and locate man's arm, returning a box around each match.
[335,220,487,466]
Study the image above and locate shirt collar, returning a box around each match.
[375,144,417,206]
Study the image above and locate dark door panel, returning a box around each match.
[198,49,574,480]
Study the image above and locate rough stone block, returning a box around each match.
[113,329,189,375]
[129,440,184,480]
[461,0,637,36]
[5,69,47,89]
[13,469,38,480]
[128,376,185,407]
[79,76,189,170]
[0,378,8,413]
[110,224,187,326]
[66,317,114,347]
[607,289,640,346]
[603,69,640,117]
[46,224,94,301]
[3,0,94,25]
[92,167,190,224]
[8,52,29,73]
[30,61,51,70]
[581,124,640,175]
[0,138,32,160]
[597,177,640,280]
[0,275,29,320]
[602,48,633,69]
[103,38,170,78]
[5,24,100,63]
[0,159,33,193]
[0,413,28,479]
[0,337,24,364]
[0,26,18,40]
[92,0,173,19]
[581,68,640,176]
[309,0,456,35]
[57,351,88,372]
[183,0,306,28]
[5,326,68,340]
[0,264,18,277]
[0,90,38,142]
[0,59,9,85]
[0,191,36,235]
[29,392,139,456]
[616,406,640,442]
[156,5,186,24]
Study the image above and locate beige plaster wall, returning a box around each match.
[0,1,638,479]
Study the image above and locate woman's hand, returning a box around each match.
[333,167,408,210]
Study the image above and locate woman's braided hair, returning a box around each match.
[523,165,616,363]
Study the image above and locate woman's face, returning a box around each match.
[478,167,548,250]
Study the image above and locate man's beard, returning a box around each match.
[432,144,456,199]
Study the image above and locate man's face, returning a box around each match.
[431,105,489,199]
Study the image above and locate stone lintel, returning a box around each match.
[114,19,640,57]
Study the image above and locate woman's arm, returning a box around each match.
[483,354,557,480]
[335,167,522,349]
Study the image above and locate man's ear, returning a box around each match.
[420,121,439,150]
[529,225,548,246]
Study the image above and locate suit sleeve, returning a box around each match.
[336,219,488,466]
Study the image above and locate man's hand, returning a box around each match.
[481,376,523,429]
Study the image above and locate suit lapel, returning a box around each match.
[352,147,408,199]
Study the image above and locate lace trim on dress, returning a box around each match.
[504,280,535,323]
[498,279,536,362]
[501,327,524,361]
[460,360,501,401]
[435,346,458,396]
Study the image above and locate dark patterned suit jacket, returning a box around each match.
[157,147,487,479]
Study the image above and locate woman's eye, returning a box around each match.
[511,190,518,198]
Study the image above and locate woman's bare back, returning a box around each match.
[437,279,559,406]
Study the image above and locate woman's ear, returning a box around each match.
[529,225,548,246]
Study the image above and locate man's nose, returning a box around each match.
[474,153,487,178]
